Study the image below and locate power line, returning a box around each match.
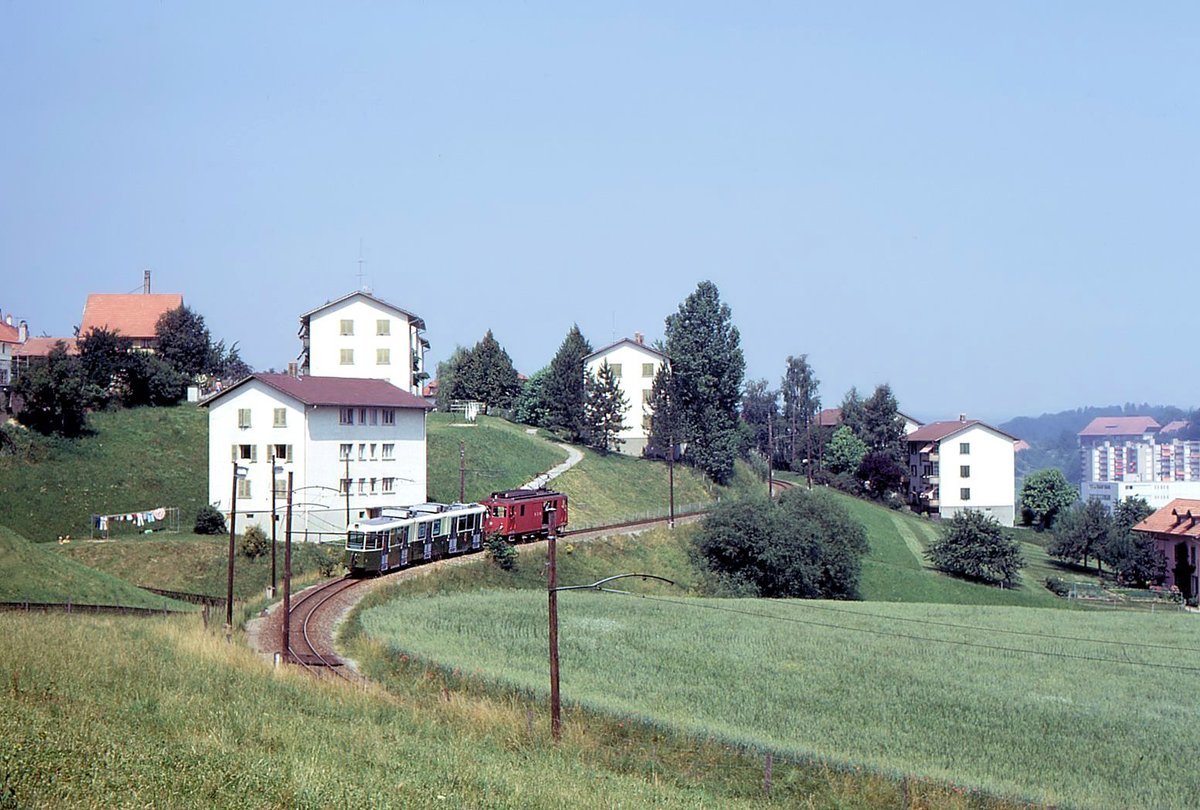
[590,592,1200,674]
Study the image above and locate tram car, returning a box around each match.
[481,488,568,539]
[345,501,488,576]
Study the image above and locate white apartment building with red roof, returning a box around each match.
[201,373,431,539]
[907,417,1017,526]
[1078,416,1200,512]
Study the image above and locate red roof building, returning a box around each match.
[79,293,183,347]
[1133,499,1200,599]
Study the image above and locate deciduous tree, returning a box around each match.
[926,510,1024,585]
[1020,468,1077,530]
[1050,499,1110,572]
[825,425,867,475]
[780,354,820,474]
[156,305,213,379]
[740,378,777,460]
[14,344,104,437]
[513,367,553,427]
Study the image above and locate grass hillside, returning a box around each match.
[361,587,1200,809]
[0,525,191,610]
[0,406,208,541]
[426,413,566,502]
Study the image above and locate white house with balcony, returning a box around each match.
[298,291,429,395]
[583,334,667,457]
[906,418,1017,526]
[202,373,431,540]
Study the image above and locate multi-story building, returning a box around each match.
[1078,416,1200,511]
[202,373,431,539]
[298,291,428,395]
[583,334,667,457]
[907,418,1017,526]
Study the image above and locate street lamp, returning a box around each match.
[226,461,249,633]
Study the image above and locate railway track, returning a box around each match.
[284,575,364,680]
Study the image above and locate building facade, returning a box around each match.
[907,419,1017,526]
[583,335,667,457]
[298,291,428,395]
[1078,416,1200,512]
[1133,499,1200,601]
[202,373,431,540]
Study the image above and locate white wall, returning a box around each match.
[207,380,427,539]
[585,342,663,456]
[307,297,416,392]
[0,342,10,385]
[935,424,1016,526]
[1083,480,1200,513]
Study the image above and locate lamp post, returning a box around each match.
[270,455,283,598]
[226,461,249,633]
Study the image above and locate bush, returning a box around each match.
[240,526,269,560]
[926,510,1024,585]
[193,505,227,535]
[316,544,344,577]
[485,533,518,571]
[1044,576,1070,597]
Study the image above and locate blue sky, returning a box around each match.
[2,3,1197,422]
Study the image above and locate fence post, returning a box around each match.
[763,753,772,798]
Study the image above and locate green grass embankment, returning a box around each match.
[0,525,191,610]
[360,587,1200,810]
[427,413,566,502]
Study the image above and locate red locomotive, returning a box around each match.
[481,488,568,539]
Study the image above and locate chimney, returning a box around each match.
[3,315,11,327]
[1173,508,1184,526]
[143,269,151,294]
[634,331,644,345]
[18,320,27,343]
[287,362,298,378]
[959,413,967,422]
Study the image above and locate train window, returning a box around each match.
[432,519,443,537]
[492,506,507,518]
[417,522,428,541]
[399,526,409,543]
[347,532,366,551]
[520,504,526,516]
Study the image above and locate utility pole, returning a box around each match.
[226,460,238,633]
[668,436,675,529]
[459,440,466,503]
[270,453,277,598]
[806,410,814,490]
[282,471,293,661]
[767,417,775,497]
[546,504,561,742]
[344,456,351,526]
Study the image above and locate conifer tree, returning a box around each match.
[543,324,592,438]
[459,330,521,410]
[583,362,628,452]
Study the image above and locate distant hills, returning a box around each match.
[999,403,1197,485]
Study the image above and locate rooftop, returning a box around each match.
[907,419,1017,443]
[79,293,183,339]
[202,373,432,410]
[1078,416,1162,438]
[1133,499,1200,539]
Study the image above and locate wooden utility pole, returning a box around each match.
[546,505,561,742]
[226,460,238,632]
[806,412,814,490]
[459,440,466,503]
[270,453,277,598]
[668,437,675,529]
[344,456,351,526]
[767,417,775,497]
[282,471,293,661]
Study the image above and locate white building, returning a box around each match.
[907,418,1017,526]
[583,335,667,457]
[298,291,429,395]
[1077,416,1200,512]
[1082,480,1200,513]
[202,373,431,540]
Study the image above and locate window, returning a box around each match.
[376,348,390,365]
[358,478,367,495]
[642,363,654,377]
[236,479,252,499]
[609,363,622,377]
[960,465,970,478]
[340,408,354,425]
[237,408,251,428]
[340,319,354,336]
[382,477,395,494]
[960,442,970,455]
[960,488,971,501]
[377,319,390,336]
[369,408,378,425]
[381,443,395,460]
[273,444,292,463]
[417,522,428,541]
[369,477,377,494]
[642,414,652,431]
[340,349,354,365]
[233,444,257,463]
[339,478,351,495]
[273,408,287,428]
[642,389,652,404]
[359,408,368,424]
[274,478,287,497]
[382,409,395,425]
[369,443,377,460]
[358,443,367,461]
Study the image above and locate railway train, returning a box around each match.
[344,487,568,576]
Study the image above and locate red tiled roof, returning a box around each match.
[14,337,78,357]
[584,337,668,362]
[0,322,19,344]
[818,407,842,427]
[1078,416,1161,438]
[1133,499,1200,539]
[1160,420,1190,436]
[79,293,183,339]
[203,373,432,410]
[906,419,1018,443]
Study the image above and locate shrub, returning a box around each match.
[1044,576,1070,597]
[485,533,518,571]
[926,510,1024,585]
[316,544,344,577]
[240,526,269,560]
[193,505,227,535]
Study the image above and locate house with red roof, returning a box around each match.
[1133,499,1200,601]
[200,372,432,537]
[906,416,1018,526]
[0,315,22,388]
[78,292,183,350]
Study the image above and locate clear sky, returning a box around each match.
[3,3,1197,423]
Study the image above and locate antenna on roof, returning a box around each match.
[356,239,370,293]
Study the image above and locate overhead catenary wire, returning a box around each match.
[572,590,1200,674]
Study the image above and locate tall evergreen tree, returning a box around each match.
[458,330,521,410]
[583,362,629,452]
[861,383,906,459]
[839,387,866,438]
[543,324,592,438]
[435,345,470,412]
[651,281,744,484]
[780,355,820,474]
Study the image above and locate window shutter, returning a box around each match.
[287,444,294,462]
[251,444,259,463]
[231,444,237,462]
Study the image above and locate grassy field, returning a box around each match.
[359,586,1200,809]
[0,612,1007,810]
[54,532,338,600]
[426,412,567,502]
[0,406,209,542]
[0,525,190,610]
